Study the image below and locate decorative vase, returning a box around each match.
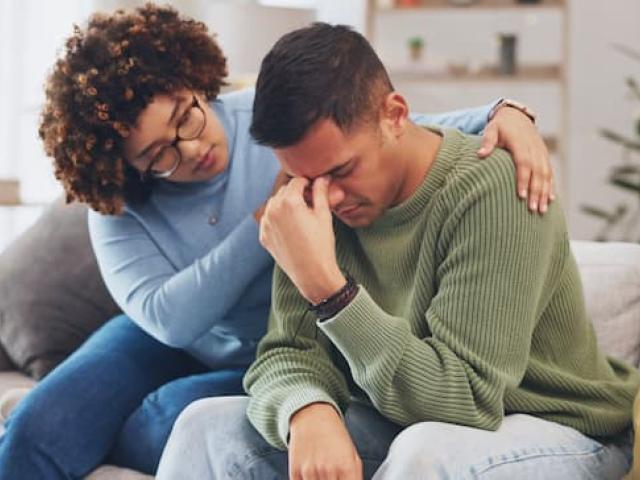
[498,33,518,75]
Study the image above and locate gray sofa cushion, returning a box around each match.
[572,241,640,368]
[0,198,120,379]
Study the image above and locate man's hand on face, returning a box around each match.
[259,176,346,305]
[477,106,555,214]
[289,403,363,480]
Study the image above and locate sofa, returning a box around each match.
[0,200,638,479]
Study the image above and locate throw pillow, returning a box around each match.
[0,198,120,379]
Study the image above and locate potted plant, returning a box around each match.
[408,36,425,62]
[581,44,640,242]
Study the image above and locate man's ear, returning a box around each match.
[380,92,409,139]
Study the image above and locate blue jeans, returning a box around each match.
[157,396,633,480]
[0,314,245,479]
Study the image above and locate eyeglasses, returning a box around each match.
[140,94,207,181]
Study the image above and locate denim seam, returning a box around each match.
[472,444,606,478]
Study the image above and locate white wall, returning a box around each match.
[0,1,97,205]
[0,1,20,179]
[75,0,316,87]
[0,1,96,251]
[316,0,368,33]
[197,3,314,78]
[566,0,640,240]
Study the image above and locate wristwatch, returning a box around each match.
[488,98,537,124]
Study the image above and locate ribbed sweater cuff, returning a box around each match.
[277,387,343,448]
[317,287,411,372]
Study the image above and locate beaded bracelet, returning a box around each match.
[309,274,359,322]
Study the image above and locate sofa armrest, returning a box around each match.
[571,241,640,368]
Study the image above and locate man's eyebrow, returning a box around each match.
[135,96,184,160]
[317,158,353,178]
[284,159,354,180]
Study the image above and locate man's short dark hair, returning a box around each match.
[250,22,393,148]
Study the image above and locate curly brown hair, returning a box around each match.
[39,3,228,215]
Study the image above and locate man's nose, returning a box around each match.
[328,182,345,208]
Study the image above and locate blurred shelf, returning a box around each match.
[369,0,568,198]
[390,64,562,82]
[0,179,20,205]
[379,0,564,11]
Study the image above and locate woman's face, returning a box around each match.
[124,88,229,183]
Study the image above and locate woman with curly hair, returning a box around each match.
[0,3,553,478]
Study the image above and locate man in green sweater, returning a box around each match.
[156,23,639,480]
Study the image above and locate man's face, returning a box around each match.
[124,88,229,183]
[274,117,403,228]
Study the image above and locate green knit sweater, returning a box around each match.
[244,128,640,450]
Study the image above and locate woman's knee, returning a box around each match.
[375,422,469,478]
[2,391,64,451]
[158,396,251,478]
[168,396,250,447]
[159,396,286,480]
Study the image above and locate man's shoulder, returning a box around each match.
[440,129,566,232]
[447,129,514,177]
[443,129,517,199]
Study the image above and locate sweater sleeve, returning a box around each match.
[318,153,568,430]
[88,210,272,347]
[243,267,351,450]
[410,100,497,135]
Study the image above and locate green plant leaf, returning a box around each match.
[407,36,424,48]
[580,205,614,220]
[600,128,640,150]
[615,204,629,216]
[612,165,640,175]
[612,43,640,63]
[628,77,640,101]
[610,176,640,193]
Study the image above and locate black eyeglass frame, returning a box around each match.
[139,94,207,181]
